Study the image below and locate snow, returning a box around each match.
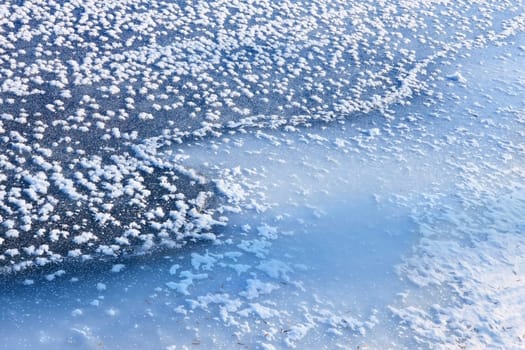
[240,279,280,300]
[110,264,125,273]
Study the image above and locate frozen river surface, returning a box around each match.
[1,0,525,349]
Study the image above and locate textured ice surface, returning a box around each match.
[1,0,525,272]
[1,0,525,349]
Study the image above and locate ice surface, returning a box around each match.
[2,0,525,272]
[1,0,525,349]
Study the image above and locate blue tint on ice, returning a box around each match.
[1,0,525,349]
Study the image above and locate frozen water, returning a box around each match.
[1,0,525,349]
[1,0,524,272]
